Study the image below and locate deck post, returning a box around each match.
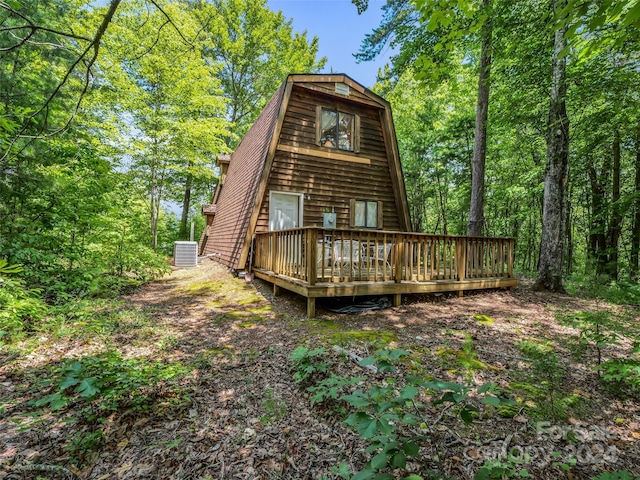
[456,238,467,281]
[508,239,515,278]
[307,228,317,286]
[307,297,316,318]
[392,293,401,307]
[273,284,280,296]
[271,232,279,274]
[394,236,404,283]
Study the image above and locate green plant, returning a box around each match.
[33,350,188,412]
[290,346,329,384]
[260,388,287,425]
[559,310,633,369]
[517,341,565,420]
[599,359,640,394]
[0,259,47,340]
[64,429,106,465]
[475,457,531,479]
[340,350,514,479]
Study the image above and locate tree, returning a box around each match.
[97,0,228,250]
[0,0,122,164]
[535,0,570,292]
[468,0,493,236]
[193,0,325,143]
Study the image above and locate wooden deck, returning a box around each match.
[252,228,517,317]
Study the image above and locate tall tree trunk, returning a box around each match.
[588,162,608,275]
[631,123,640,280]
[608,129,621,280]
[534,1,569,292]
[467,0,492,237]
[179,173,193,240]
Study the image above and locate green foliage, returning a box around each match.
[294,347,515,479]
[33,350,188,413]
[517,341,567,420]
[599,359,640,394]
[475,457,531,480]
[260,388,287,425]
[64,430,106,466]
[290,346,329,384]
[559,309,639,367]
[308,374,364,405]
[0,260,47,340]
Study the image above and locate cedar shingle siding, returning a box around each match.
[199,74,410,270]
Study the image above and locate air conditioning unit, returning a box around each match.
[174,241,198,267]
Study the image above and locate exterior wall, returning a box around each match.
[255,83,403,233]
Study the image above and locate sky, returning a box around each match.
[267,0,392,88]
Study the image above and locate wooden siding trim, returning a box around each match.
[276,144,371,165]
[237,81,294,269]
[379,108,412,231]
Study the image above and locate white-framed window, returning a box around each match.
[350,199,383,229]
[316,107,359,152]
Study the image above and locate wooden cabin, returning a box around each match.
[200,74,517,317]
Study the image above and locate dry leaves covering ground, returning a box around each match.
[1,258,639,480]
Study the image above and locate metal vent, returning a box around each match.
[174,241,198,267]
[335,82,350,96]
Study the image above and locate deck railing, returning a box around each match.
[253,228,515,285]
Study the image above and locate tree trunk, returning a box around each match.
[534,2,569,292]
[467,0,492,237]
[607,128,621,280]
[588,163,608,275]
[179,173,192,240]
[631,123,640,280]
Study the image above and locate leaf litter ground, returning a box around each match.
[1,259,639,479]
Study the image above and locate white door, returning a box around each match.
[269,192,302,231]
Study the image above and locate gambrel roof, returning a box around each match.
[200,74,410,270]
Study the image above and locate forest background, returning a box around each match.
[2,0,640,336]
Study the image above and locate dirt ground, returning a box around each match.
[1,258,639,479]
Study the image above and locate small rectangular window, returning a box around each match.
[352,199,381,228]
[319,107,355,151]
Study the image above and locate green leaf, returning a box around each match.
[358,418,379,439]
[373,474,394,480]
[424,380,464,393]
[359,356,377,366]
[399,385,419,400]
[403,476,424,480]
[403,442,420,457]
[352,469,375,480]
[482,396,501,406]
[371,452,389,470]
[477,382,496,394]
[391,451,407,469]
[460,404,479,424]
[342,394,371,408]
[75,378,100,398]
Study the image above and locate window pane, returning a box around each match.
[355,201,366,227]
[321,110,337,147]
[338,112,353,150]
[367,201,377,227]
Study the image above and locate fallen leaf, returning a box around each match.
[513,415,528,424]
[114,462,132,476]
[466,448,481,459]
[572,389,591,398]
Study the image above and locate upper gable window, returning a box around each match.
[318,107,357,151]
